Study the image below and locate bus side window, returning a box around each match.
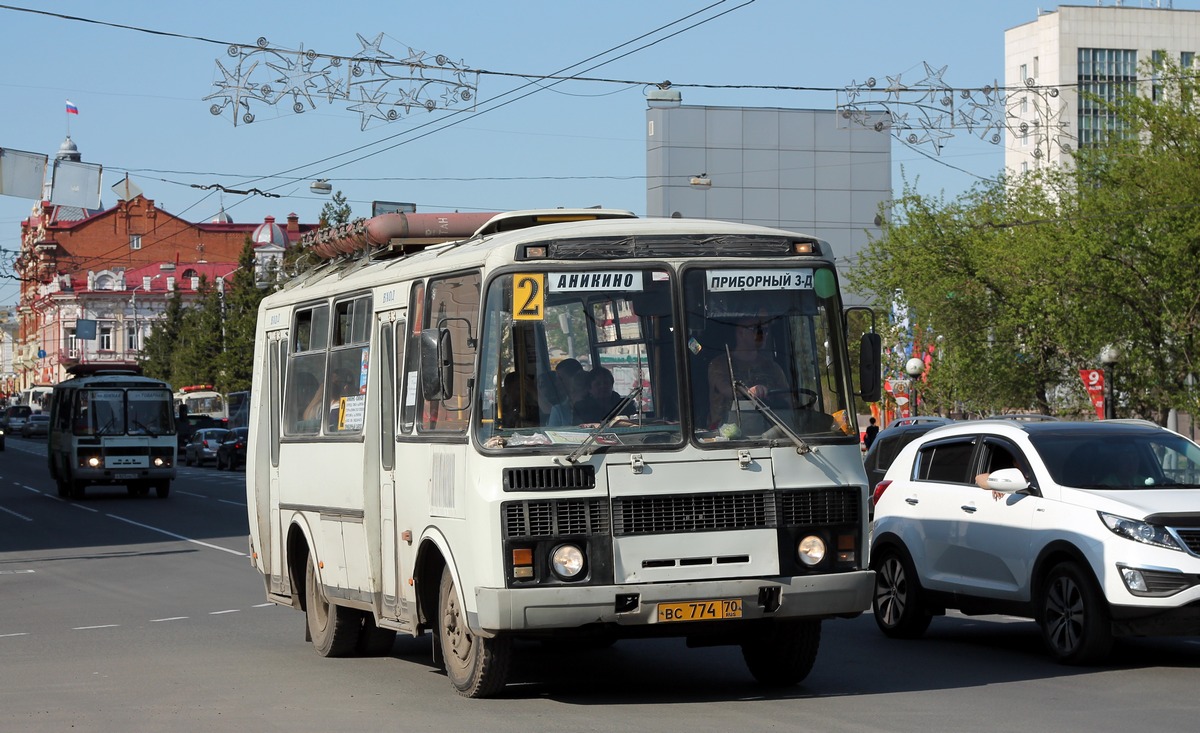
[419,272,481,433]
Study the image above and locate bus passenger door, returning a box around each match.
[377,317,409,622]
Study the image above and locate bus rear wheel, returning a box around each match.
[305,557,359,657]
[438,566,511,698]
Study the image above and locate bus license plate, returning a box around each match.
[657,599,742,623]
[114,472,138,479]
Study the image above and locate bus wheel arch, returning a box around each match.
[413,537,448,633]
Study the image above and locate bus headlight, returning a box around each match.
[550,544,585,580]
[153,457,165,467]
[797,535,826,566]
[87,456,101,468]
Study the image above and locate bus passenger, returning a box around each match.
[500,371,540,428]
[573,366,625,423]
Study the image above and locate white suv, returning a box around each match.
[870,419,1200,663]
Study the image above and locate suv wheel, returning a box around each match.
[871,547,932,639]
[1038,561,1113,664]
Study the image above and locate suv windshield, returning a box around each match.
[1031,430,1200,489]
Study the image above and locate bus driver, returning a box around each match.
[707,316,789,428]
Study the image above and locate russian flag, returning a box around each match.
[65,100,79,115]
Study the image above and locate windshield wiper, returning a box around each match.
[564,386,642,464]
[734,382,813,455]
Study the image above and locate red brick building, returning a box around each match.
[14,193,317,389]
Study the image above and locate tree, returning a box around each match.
[216,238,268,393]
[320,190,352,226]
[170,276,224,387]
[140,288,185,385]
[848,55,1200,423]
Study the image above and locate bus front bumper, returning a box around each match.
[472,570,874,633]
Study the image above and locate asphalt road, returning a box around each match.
[2,435,1199,732]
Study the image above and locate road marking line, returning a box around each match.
[253,603,274,608]
[73,624,119,630]
[0,570,36,575]
[70,503,99,513]
[177,491,206,498]
[0,505,33,521]
[151,616,189,623]
[1,632,30,638]
[19,484,40,493]
[219,499,246,507]
[210,609,240,615]
[104,513,247,557]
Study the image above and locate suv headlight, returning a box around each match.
[1099,512,1183,552]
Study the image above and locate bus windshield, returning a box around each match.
[75,388,175,437]
[475,268,682,450]
[683,266,854,444]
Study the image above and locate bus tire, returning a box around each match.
[69,480,86,500]
[305,558,358,657]
[740,619,821,687]
[154,482,170,499]
[438,566,511,698]
[56,475,70,498]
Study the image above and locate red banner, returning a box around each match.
[1079,369,1105,420]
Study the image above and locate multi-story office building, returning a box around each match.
[1005,3,1200,174]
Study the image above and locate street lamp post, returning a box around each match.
[905,357,926,417]
[1100,345,1120,420]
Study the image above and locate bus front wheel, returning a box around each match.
[305,557,358,657]
[155,482,170,499]
[437,566,511,698]
[740,619,821,687]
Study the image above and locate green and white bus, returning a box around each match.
[245,209,881,697]
[47,369,177,499]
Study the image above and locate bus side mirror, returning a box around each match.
[859,332,882,402]
[420,328,455,401]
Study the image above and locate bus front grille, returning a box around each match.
[503,498,610,538]
[503,465,596,492]
[779,487,861,526]
[612,488,861,536]
[612,491,775,535]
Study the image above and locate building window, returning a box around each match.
[1152,50,1165,102]
[1033,56,1039,79]
[99,325,113,351]
[65,328,78,358]
[130,235,142,250]
[1077,48,1137,149]
[126,324,138,351]
[1020,63,1028,83]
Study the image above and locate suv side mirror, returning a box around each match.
[986,468,1029,493]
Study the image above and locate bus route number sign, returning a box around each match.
[512,273,545,321]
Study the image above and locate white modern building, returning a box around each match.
[1005,3,1200,174]
[645,100,891,296]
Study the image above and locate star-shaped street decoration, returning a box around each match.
[266,44,325,109]
[347,85,392,130]
[353,32,394,74]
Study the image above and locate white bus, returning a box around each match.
[246,210,882,697]
[174,384,227,421]
[47,369,177,499]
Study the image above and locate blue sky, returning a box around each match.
[4,0,1199,307]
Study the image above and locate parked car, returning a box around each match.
[863,416,954,493]
[184,428,229,467]
[20,413,51,438]
[870,418,1200,664]
[215,427,247,470]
